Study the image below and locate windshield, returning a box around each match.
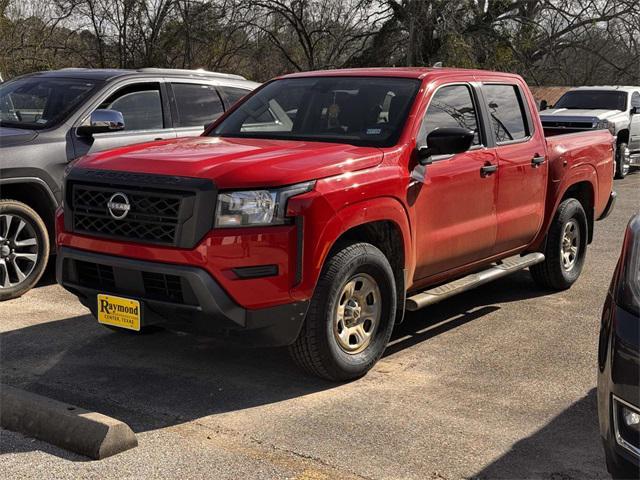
[554,91,628,111]
[211,77,421,147]
[0,77,99,129]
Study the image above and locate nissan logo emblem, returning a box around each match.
[107,192,131,220]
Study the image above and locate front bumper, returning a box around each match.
[57,247,309,346]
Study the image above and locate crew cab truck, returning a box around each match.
[540,86,640,179]
[56,68,616,381]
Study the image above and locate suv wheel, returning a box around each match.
[530,198,587,290]
[0,200,49,301]
[615,142,631,179]
[289,242,397,382]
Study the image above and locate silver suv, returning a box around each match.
[0,68,258,300]
[540,86,640,178]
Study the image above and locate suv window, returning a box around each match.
[99,83,163,131]
[420,85,481,146]
[171,83,224,128]
[219,86,251,108]
[484,85,529,143]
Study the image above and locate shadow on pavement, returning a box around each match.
[2,266,552,460]
[472,389,606,479]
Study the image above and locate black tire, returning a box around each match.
[289,242,397,382]
[0,200,49,301]
[615,142,630,179]
[530,198,587,290]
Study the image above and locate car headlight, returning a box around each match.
[596,119,615,135]
[215,181,314,227]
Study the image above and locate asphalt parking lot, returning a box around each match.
[1,174,639,479]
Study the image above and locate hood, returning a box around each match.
[0,126,38,146]
[540,109,624,122]
[74,136,384,188]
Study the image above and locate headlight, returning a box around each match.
[215,181,314,227]
[596,119,615,135]
[616,215,640,316]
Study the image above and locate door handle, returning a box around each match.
[154,137,164,141]
[531,155,545,167]
[480,163,498,177]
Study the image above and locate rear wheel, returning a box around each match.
[530,198,587,290]
[289,242,396,381]
[615,142,631,179]
[0,200,49,301]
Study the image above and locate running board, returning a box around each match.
[630,153,640,166]
[405,253,545,311]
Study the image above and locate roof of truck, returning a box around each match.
[279,67,524,81]
[569,85,640,93]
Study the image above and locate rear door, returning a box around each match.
[412,83,498,280]
[629,91,640,152]
[482,82,547,254]
[167,81,226,137]
[73,80,176,158]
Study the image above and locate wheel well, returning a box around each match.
[0,182,56,246]
[617,129,629,144]
[331,220,407,323]
[562,181,594,243]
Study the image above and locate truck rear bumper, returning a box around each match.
[56,247,309,346]
[598,191,617,221]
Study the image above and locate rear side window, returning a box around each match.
[420,85,481,146]
[484,85,530,143]
[219,86,251,108]
[171,83,224,128]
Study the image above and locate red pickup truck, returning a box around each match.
[56,68,616,381]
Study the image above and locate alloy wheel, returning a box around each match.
[561,219,580,271]
[0,214,39,289]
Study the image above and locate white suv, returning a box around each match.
[540,86,640,178]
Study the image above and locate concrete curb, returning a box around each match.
[0,384,137,459]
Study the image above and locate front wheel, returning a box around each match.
[615,142,631,179]
[289,242,397,382]
[0,200,49,301]
[530,198,587,290]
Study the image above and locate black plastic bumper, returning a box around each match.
[598,191,617,221]
[56,247,309,347]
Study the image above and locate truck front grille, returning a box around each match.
[65,169,217,248]
[71,186,183,246]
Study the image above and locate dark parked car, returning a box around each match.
[0,68,258,300]
[598,214,640,479]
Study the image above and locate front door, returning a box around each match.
[482,83,547,254]
[73,82,176,158]
[412,83,498,281]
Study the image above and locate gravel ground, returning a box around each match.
[1,173,639,480]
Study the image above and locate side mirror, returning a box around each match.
[539,100,548,111]
[631,106,639,115]
[77,109,125,136]
[417,127,475,165]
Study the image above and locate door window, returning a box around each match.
[420,85,481,147]
[631,92,640,109]
[484,85,530,144]
[99,83,163,131]
[172,83,224,128]
[219,86,252,108]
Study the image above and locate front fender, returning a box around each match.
[289,194,412,301]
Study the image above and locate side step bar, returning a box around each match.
[405,253,545,311]
[630,153,640,166]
